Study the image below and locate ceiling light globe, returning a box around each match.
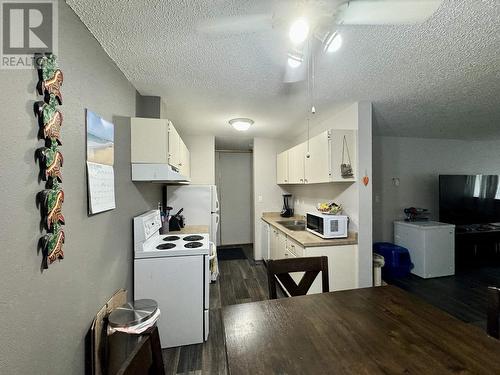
[229,118,254,131]
[289,18,309,44]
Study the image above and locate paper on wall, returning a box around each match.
[87,161,116,214]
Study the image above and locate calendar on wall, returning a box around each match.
[86,109,116,214]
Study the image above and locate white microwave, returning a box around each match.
[306,212,349,239]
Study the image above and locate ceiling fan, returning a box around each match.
[197,0,444,82]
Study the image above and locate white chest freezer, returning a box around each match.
[394,221,455,278]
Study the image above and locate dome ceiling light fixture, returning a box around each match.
[229,118,254,131]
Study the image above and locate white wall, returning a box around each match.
[373,136,500,242]
[183,135,215,185]
[253,138,287,260]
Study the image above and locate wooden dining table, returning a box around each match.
[222,285,500,374]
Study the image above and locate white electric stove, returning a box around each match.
[133,210,210,348]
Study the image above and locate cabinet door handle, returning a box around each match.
[304,179,308,183]
[300,178,303,182]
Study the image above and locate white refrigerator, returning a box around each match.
[166,185,220,243]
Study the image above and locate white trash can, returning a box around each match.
[373,253,385,287]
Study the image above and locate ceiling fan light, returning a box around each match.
[289,18,309,44]
[229,118,254,131]
[324,31,342,53]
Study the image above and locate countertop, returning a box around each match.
[262,212,358,248]
[167,225,209,235]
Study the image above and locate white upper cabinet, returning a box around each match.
[131,117,190,178]
[288,142,306,184]
[276,150,289,184]
[179,138,190,177]
[305,130,330,184]
[277,129,357,184]
[131,118,169,163]
[168,121,181,168]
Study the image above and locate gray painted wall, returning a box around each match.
[373,136,500,242]
[0,2,161,374]
[135,92,161,118]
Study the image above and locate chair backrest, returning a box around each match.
[267,256,329,299]
[487,286,500,339]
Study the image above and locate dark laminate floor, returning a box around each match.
[389,266,500,329]
[162,244,270,375]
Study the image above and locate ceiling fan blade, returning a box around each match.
[197,14,273,35]
[336,0,443,25]
[283,62,307,83]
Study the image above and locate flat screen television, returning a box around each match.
[439,175,500,225]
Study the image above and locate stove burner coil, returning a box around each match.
[183,235,204,242]
[184,242,203,248]
[163,236,180,241]
[156,243,176,250]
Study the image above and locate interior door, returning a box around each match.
[216,152,253,246]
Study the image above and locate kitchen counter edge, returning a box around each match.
[261,213,358,248]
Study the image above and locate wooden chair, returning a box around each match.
[487,286,500,339]
[116,326,165,375]
[267,256,329,299]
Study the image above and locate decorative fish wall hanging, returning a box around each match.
[37,54,63,104]
[35,93,63,145]
[40,230,65,269]
[38,189,65,230]
[36,146,64,182]
[35,53,65,271]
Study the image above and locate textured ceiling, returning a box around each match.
[67,0,500,140]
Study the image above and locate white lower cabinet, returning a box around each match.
[265,221,358,293]
[304,244,358,294]
[269,227,289,260]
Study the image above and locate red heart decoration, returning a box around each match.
[362,176,369,186]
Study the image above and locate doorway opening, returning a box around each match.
[215,137,254,260]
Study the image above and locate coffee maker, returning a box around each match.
[280,194,294,218]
